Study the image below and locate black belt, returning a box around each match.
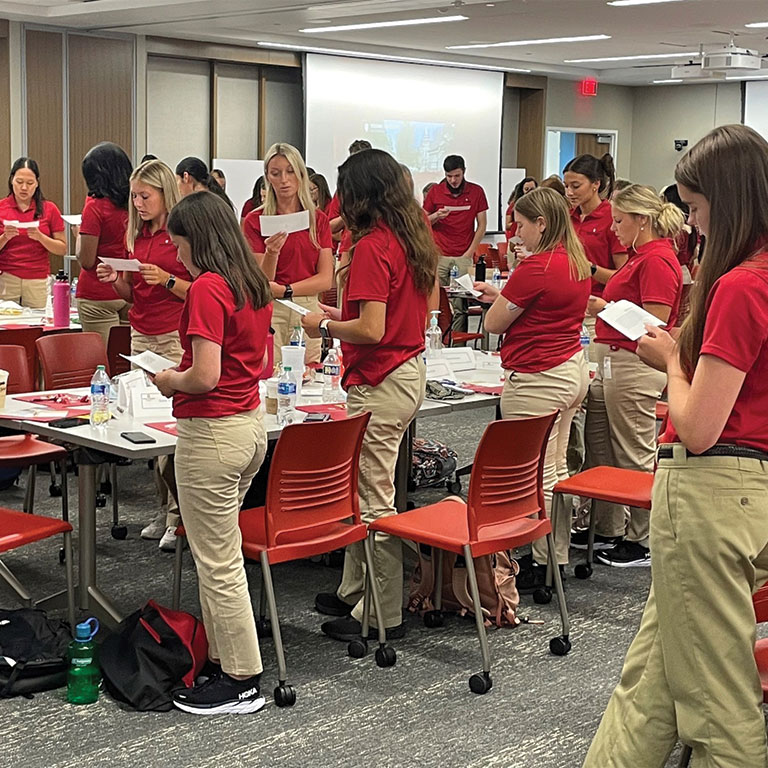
[657,444,768,462]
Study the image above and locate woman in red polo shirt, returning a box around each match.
[240,176,265,222]
[302,148,438,642]
[0,157,66,308]
[243,143,333,369]
[75,142,132,345]
[584,124,768,768]
[97,159,191,551]
[579,184,684,568]
[309,173,332,215]
[153,191,272,716]
[473,187,591,591]
[505,176,538,241]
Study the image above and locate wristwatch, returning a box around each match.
[590,264,598,276]
[319,318,332,339]
[165,274,177,290]
[283,284,294,300]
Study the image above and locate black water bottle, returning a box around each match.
[475,253,487,282]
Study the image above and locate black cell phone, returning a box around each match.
[50,417,87,428]
[120,431,157,444]
[303,412,331,423]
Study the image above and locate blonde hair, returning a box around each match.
[262,143,319,248]
[612,183,684,240]
[127,160,180,252]
[514,187,591,280]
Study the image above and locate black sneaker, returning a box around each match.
[172,670,265,715]
[570,529,623,551]
[315,592,356,617]
[595,541,651,568]
[321,616,406,642]
[517,560,566,595]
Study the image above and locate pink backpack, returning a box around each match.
[408,547,520,628]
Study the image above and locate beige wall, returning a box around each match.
[545,78,635,177]
[629,82,741,190]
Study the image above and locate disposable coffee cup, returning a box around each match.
[0,369,8,409]
[281,346,305,398]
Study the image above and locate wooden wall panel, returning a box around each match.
[517,87,546,180]
[0,34,10,173]
[68,35,133,212]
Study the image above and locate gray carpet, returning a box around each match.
[1,404,689,768]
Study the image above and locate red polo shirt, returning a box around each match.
[661,252,768,452]
[596,238,683,352]
[571,199,624,296]
[423,180,488,258]
[0,196,65,279]
[505,202,517,241]
[129,225,191,336]
[76,196,129,301]
[242,208,332,285]
[341,222,426,388]
[500,244,590,373]
[173,272,272,419]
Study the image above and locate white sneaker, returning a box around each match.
[140,511,167,540]
[159,526,180,552]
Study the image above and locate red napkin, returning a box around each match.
[14,393,91,410]
[296,403,348,421]
[146,421,178,437]
[460,384,503,396]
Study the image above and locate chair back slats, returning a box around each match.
[467,413,557,540]
[36,332,108,390]
[0,345,33,393]
[264,413,371,548]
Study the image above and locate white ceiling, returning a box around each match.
[3,0,768,86]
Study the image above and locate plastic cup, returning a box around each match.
[281,346,306,398]
[0,369,7,409]
[265,377,279,415]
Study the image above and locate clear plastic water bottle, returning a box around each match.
[425,310,443,359]
[289,326,303,347]
[89,365,111,428]
[580,324,591,361]
[70,277,78,308]
[449,263,459,282]
[491,267,502,290]
[277,366,298,426]
[322,341,344,403]
[67,618,100,704]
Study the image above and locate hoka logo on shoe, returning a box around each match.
[239,687,259,700]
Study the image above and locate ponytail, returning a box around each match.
[564,153,616,199]
[656,202,686,239]
[599,154,616,200]
[175,156,234,211]
[612,184,684,241]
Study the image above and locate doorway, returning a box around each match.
[545,128,618,178]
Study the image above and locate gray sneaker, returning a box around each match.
[140,510,167,540]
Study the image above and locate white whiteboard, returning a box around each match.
[745,81,768,142]
[501,168,526,231]
[212,158,264,217]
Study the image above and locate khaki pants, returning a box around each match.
[583,445,768,768]
[271,294,321,368]
[0,273,47,308]
[131,329,183,526]
[437,255,472,332]
[338,356,426,628]
[500,350,589,565]
[76,298,130,348]
[584,344,666,544]
[175,410,268,676]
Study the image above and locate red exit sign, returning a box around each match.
[580,78,598,97]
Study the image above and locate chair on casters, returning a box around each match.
[369,412,570,695]
[677,582,768,766]
[35,332,126,539]
[438,287,484,348]
[172,413,394,708]
[550,467,654,580]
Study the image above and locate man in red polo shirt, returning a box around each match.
[423,155,487,330]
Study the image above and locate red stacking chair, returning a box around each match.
[551,467,654,581]
[678,582,768,767]
[172,413,393,708]
[438,287,484,348]
[0,345,69,520]
[106,325,131,378]
[0,327,42,388]
[369,413,569,695]
[0,506,75,630]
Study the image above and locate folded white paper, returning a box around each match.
[426,358,455,382]
[3,220,40,230]
[442,347,477,372]
[598,299,665,341]
[259,210,310,237]
[120,350,177,375]
[276,298,311,316]
[444,205,471,212]
[100,257,142,273]
[451,273,482,297]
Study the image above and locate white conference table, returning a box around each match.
[0,374,500,627]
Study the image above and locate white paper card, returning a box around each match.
[121,350,177,375]
[276,299,311,316]
[597,299,665,341]
[442,347,477,372]
[3,220,39,229]
[259,210,310,237]
[426,358,455,381]
[444,205,471,212]
[62,214,82,226]
[451,273,482,297]
[100,257,142,273]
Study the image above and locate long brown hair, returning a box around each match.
[675,124,768,376]
[337,149,438,295]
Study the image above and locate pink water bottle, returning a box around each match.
[52,269,70,328]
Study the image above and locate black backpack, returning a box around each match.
[0,608,71,698]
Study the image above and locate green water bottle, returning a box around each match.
[67,618,100,704]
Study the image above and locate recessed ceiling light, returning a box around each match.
[447,34,610,50]
[725,73,768,80]
[565,51,700,63]
[745,21,768,28]
[652,78,683,83]
[300,15,467,33]
[256,42,532,72]
[608,0,686,5]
